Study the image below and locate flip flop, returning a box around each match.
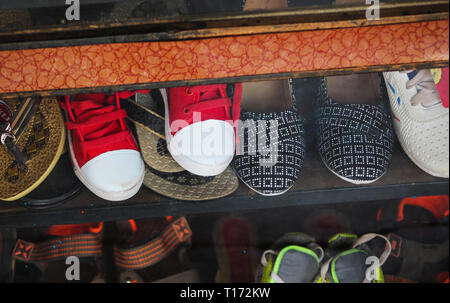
[0,97,65,201]
[18,150,83,209]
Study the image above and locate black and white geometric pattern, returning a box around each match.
[314,77,394,183]
[232,82,306,196]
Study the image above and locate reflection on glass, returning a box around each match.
[0,0,439,33]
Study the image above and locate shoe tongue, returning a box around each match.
[199,89,222,102]
[194,86,230,121]
[331,250,368,283]
[408,70,443,108]
[71,98,122,140]
[274,246,319,283]
[407,70,419,80]
[71,98,114,120]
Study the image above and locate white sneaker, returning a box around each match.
[383,70,449,178]
[163,84,242,177]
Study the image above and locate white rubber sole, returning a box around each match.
[161,88,233,177]
[397,138,449,179]
[319,153,386,185]
[64,113,145,201]
[231,162,296,196]
[243,179,295,196]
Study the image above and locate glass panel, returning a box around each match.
[0,0,444,34]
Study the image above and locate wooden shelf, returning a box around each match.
[0,140,447,228]
[0,2,448,229]
[0,1,448,99]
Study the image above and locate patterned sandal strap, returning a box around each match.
[121,98,165,139]
[12,233,103,266]
[114,217,192,270]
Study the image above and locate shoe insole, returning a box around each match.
[241,0,292,113]
[325,73,381,105]
[242,80,293,112]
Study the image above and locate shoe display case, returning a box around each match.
[0,0,448,229]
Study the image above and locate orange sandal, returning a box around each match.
[12,223,105,282]
[114,216,194,283]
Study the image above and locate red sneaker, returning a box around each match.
[62,91,146,201]
[162,84,242,176]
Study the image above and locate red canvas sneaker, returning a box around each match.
[162,84,242,176]
[62,91,147,201]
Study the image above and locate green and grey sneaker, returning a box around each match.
[319,233,392,283]
[256,233,324,283]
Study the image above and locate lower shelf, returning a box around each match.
[0,141,448,228]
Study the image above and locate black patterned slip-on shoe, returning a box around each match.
[232,80,306,196]
[313,77,395,185]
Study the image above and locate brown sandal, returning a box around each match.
[0,97,65,201]
[114,216,194,283]
[11,223,105,282]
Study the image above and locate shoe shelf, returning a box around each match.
[0,1,448,99]
[0,1,448,228]
[0,142,447,228]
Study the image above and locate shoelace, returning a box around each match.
[182,85,235,123]
[63,91,148,163]
[403,70,442,107]
[182,84,241,147]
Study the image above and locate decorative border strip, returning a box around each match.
[0,20,448,95]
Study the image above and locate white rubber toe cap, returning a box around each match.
[80,149,145,200]
[168,120,235,176]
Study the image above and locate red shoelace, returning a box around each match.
[169,83,242,141]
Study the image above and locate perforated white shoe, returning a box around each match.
[383,70,449,178]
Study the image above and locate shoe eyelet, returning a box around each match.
[183,107,190,114]
[185,88,193,96]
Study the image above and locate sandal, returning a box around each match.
[12,222,105,282]
[114,216,194,283]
